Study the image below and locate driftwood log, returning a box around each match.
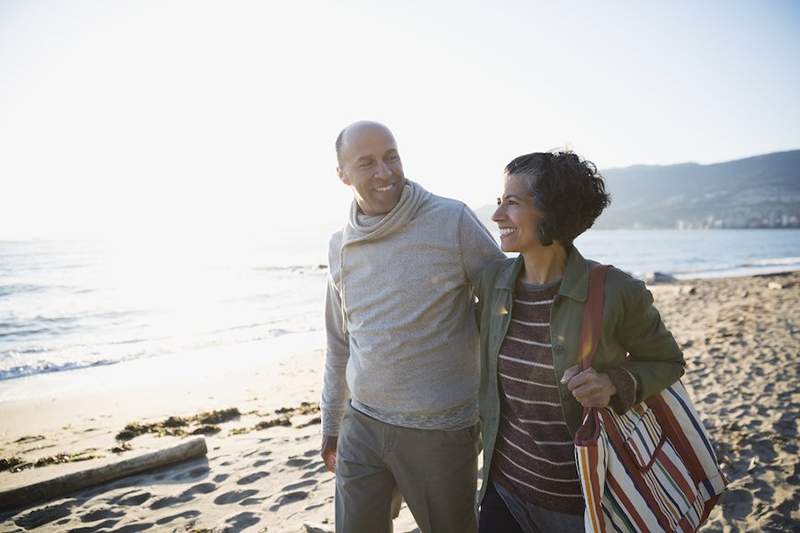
[0,437,207,512]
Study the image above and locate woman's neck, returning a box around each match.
[521,244,568,285]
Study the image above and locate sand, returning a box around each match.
[1,272,798,532]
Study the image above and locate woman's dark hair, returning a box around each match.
[505,151,611,246]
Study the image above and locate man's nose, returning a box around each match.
[374,161,391,179]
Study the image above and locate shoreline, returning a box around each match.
[1,271,799,531]
[3,268,800,389]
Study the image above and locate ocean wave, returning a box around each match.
[666,256,800,278]
[0,358,120,381]
[0,327,56,339]
[741,257,800,268]
[0,283,43,298]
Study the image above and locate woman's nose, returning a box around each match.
[491,205,504,222]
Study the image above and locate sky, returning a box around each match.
[1,0,799,241]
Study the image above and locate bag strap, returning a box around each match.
[578,265,610,371]
[573,264,610,446]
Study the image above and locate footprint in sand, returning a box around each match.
[722,489,753,520]
[237,471,270,485]
[112,491,151,506]
[173,465,210,481]
[150,495,190,511]
[221,511,261,530]
[240,496,267,506]
[183,482,218,496]
[149,482,218,510]
[259,450,273,456]
[253,458,272,467]
[286,457,313,467]
[80,507,125,522]
[14,501,76,530]
[282,479,317,492]
[302,464,329,479]
[213,489,259,505]
[269,490,310,511]
[68,518,121,533]
[213,473,230,483]
[154,510,201,526]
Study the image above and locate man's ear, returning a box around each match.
[337,167,351,186]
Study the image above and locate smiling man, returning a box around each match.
[321,121,504,533]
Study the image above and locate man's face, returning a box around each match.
[337,125,406,216]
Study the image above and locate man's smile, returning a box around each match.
[375,183,395,192]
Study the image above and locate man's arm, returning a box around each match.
[458,205,505,285]
[320,274,350,473]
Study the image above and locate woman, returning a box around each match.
[475,151,685,532]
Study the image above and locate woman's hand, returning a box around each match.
[561,366,617,408]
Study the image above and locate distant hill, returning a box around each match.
[474,150,800,230]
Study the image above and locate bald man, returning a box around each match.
[321,121,504,533]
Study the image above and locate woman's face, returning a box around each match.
[492,173,547,254]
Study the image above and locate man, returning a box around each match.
[321,121,504,533]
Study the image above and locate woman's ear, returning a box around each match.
[537,220,555,246]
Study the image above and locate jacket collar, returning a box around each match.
[494,245,591,303]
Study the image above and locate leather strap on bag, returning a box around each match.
[579,265,610,370]
[573,264,610,446]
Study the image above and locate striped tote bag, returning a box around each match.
[574,266,727,533]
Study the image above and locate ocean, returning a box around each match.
[1,229,798,386]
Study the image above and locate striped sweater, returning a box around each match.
[490,278,638,515]
[490,278,585,514]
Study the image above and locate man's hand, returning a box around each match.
[561,366,616,408]
[321,435,338,473]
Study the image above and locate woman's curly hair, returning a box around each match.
[505,151,611,246]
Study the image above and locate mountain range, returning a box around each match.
[474,149,800,230]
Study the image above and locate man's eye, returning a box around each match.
[359,161,374,168]
[496,198,502,206]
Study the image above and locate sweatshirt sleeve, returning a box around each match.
[458,205,505,285]
[321,274,351,436]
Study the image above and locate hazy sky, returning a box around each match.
[2,0,798,240]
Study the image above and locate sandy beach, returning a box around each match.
[1,271,798,532]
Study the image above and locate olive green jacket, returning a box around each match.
[475,246,685,503]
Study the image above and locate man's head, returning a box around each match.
[336,121,406,216]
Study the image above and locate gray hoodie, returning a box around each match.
[321,181,504,436]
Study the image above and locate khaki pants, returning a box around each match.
[335,402,480,533]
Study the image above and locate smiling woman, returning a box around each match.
[476,151,688,532]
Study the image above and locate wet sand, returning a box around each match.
[1,272,798,532]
